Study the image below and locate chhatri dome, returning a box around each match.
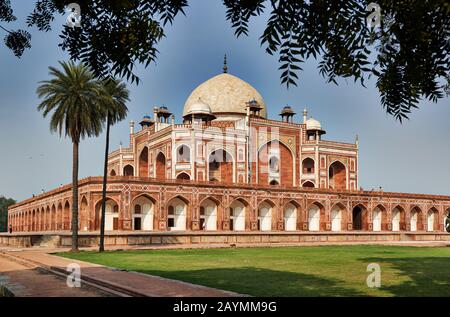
[183,56,267,120]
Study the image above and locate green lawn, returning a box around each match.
[59,245,450,297]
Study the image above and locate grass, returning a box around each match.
[58,245,450,297]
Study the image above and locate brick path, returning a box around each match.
[0,249,242,297]
[0,253,108,297]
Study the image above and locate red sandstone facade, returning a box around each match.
[7,71,450,235]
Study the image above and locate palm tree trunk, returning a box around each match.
[99,115,111,252]
[71,141,79,252]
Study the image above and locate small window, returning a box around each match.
[200,207,205,216]
[168,218,175,228]
[168,206,174,215]
[269,157,280,173]
[134,204,142,214]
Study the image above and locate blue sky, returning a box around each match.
[1,1,449,201]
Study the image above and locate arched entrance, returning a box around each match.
[80,197,88,231]
[372,206,385,232]
[410,206,423,232]
[139,147,149,177]
[177,172,191,180]
[329,161,347,190]
[427,208,439,232]
[284,203,297,231]
[200,199,218,231]
[177,145,191,163]
[95,199,119,231]
[258,141,293,187]
[258,201,273,231]
[302,181,315,188]
[331,204,345,232]
[167,197,187,231]
[392,206,405,232]
[302,158,315,175]
[229,200,246,231]
[352,205,367,231]
[132,196,154,231]
[123,165,134,177]
[208,149,233,183]
[308,203,322,231]
[156,152,166,180]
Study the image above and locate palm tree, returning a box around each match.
[37,61,104,252]
[98,78,129,252]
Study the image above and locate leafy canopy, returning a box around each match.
[36,61,104,143]
[1,0,449,121]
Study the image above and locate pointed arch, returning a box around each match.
[167,196,189,231]
[132,195,155,231]
[392,205,406,232]
[139,146,149,177]
[329,160,347,190]
[176,172,191,180]
[155,151,166,181]
[123,165,134,177]
[352,203,369,231]
[307,202,325,231]
[302,181,315,188]
[372,204,387,232]
[80,196,89,231]
[176,144,191,163]
[229,198,249,231]
[208,148,234,184]
[410,206,423,232]
[330,202,347,232]
[200,198,219,231]
[258,140,294,187]
[427,207,439,232]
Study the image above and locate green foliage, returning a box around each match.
[224,0,450,122]
[99,77,130,124]
[0,196,15,232]
[2,1,449,120]
[0,0,31,57]
[37,61,105,143]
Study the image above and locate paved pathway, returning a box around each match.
[0,253,108,297]
[0,249,242,297]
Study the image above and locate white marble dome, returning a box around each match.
[184,98,213,116]
[183,73,267,119]
[306,118,322,130]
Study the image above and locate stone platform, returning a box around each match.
[1,231,450,248]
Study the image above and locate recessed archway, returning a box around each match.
[200,198,218,231]
[258,141,293,187]
[177,145,191,163]
[110,169,117,176]
[95,199,119,231]
[302,158,315,174]
[176,172,191,180]
[229,199,247,231]
[132,195,154,231]
[156,152,166,181]
[329,161,347,190]
[139,147,149,177]
[167,197,188,231]
[392,206,405,232]
[208,149,233,183]
[302,181,315,188]
[372,205,386,232]
[352,205,368,231]
[331,203,346,232]
[123,165,134,177]
[258,201,274,231]
[427,207,439,232]
[284,202,298,231]
[80,197,88,231]
[308,203,323,231]
[410,206,423,232]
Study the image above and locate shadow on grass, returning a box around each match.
[362,257,450,296]
[135,267,365,297]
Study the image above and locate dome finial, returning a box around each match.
[223,54,228,73]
